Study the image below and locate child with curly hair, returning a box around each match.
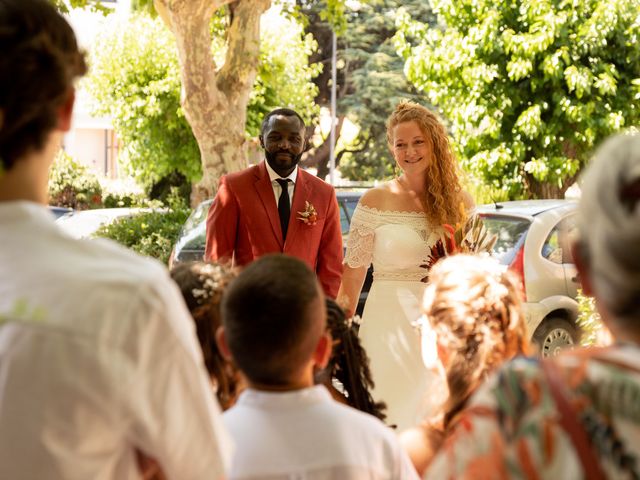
[171,261,242,410]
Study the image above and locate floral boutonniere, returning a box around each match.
[297,201,318,226]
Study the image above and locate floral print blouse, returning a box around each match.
[425,345,640,479]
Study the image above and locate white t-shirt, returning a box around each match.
[223,385,420,479]
[0,202,232,480]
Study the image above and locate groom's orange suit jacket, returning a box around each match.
[205,161,343,298]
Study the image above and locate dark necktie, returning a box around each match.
[276,178,291,240]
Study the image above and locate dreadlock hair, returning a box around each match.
[170,261,240,410]
[315,298,387,422]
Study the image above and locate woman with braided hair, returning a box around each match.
[315,298,387,422]
[400,254,528,475]
[425,132,640,479]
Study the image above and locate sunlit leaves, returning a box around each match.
[86,13,319,189]
[396,0,640,198]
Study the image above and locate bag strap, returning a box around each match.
[541,359,606,480]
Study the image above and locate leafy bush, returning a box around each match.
[576,289,612,347]
[48,151,102,210]
[94,192,190,265]
[102,191,149,208]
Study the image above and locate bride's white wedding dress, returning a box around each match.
[345,204,445,430]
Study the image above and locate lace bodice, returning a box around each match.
[344,204,444,281]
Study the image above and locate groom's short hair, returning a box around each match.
[221,254,325,386]
[260,108,305,136]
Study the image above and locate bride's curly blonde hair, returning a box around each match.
[386,100,466,226]
[422,254,528,427]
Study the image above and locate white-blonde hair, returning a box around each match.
[422,254,527,425]
[577,131,640,322]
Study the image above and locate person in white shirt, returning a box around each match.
[216,254,419,480]
[0,1,231,479]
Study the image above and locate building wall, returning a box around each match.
[63,127,120,179]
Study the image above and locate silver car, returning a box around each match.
[478,200,580,357]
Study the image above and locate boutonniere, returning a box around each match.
[297,201,318,225]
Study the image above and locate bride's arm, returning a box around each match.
[337,190,383,317]
[337,265,368,318]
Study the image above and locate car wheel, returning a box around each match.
[532,317,578,358]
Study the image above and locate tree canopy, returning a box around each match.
[85,12,319,191]
[396,0,640,198]
[298,0,431,181]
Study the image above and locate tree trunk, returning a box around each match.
[155,0,271,205]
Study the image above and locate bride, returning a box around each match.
[338,100,474,430]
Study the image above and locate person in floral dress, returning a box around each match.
[425,131,640,480]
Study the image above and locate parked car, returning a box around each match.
[477,200,580,357]
[48,206,73,220]
[55,207,158,239]
[169,190,373,314]
[172,196,580,356]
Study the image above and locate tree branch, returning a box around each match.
[217,0,271,102]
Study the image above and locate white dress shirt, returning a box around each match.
[265,161,297,207]
[0,202,232,480]
[223,385,420,479]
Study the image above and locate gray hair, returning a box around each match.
[578,130,640,321]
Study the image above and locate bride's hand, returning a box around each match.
[336,293,355,318]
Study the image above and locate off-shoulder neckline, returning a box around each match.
[357,204,426,216]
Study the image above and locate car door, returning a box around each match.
[536,217,571,300]
[539,214,579,300]
[559,215,579,299]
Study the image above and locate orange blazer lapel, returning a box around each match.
[286,170,312,249]
[254,162,284,247]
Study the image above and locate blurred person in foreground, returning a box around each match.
[217,255,420,479]
[424,131,640,479]
[0,1,230,478]
[399,254,528,476]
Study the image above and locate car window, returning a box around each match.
[479,214,531,265]
[182,200,211,235]
[339,198,359,235]
[542,215,577,264]
[542,227,563,263]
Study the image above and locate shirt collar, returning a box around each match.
[265,161,298,185]
[236,385,332,409]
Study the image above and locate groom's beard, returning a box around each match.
[265,149,303,177]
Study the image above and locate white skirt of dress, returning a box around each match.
[359,279,445,431]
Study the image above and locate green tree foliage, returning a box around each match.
[396,0,640,198]
[246,21,321,137]
[338,0,432,182]
[296,0,431,181]
[51,0,108,14]
[86,15,199,191]
[85,13,319,190]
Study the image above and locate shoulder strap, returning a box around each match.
[541,359,606,480]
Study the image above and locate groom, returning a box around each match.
[205,108,343,298]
